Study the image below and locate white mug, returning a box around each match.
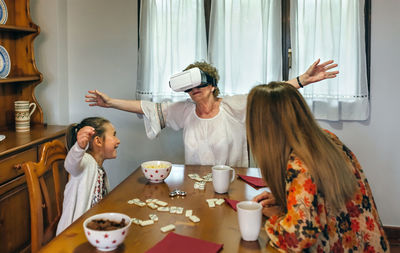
[237,201,262,241]
[212,165,235,194]
[15,101,36,132]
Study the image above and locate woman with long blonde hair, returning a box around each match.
[247,82,388,252]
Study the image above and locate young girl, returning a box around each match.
[247,83,388,252]
[56,117,120,235]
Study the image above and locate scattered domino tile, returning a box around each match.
[147,202,159,209]
[185,210,193,217]
[169,206,177,214]
[131,218,142,225]
[145,199,153,203]
[149,214,159,221]
[189,215,200,223]
[207,200,215,208]
[176,207,184,214]
[157,206,170,212]
[155,200,168,207]
[188,173,213,183]
[161,224,175,233]
[140,220,154,226]
[215,199,225,205]
[128,198,147,207]
[134,201,146,207]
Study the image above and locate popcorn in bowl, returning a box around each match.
[141,160,172,183]
[83,212,131,251]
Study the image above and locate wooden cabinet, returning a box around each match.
[0,1,68,252]
[0,0,43,131]
[0,126,67,253]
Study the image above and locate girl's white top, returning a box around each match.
[56,143,110,235]
[141,95,248,167]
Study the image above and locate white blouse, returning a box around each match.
[141,95,249,167]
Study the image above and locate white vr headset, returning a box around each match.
[169,67,217,92]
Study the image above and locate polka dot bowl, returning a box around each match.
[83,212,131,251]
[141,160,172,183]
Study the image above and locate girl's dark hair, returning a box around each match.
[65,117,110,150]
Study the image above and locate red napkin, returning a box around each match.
[238,174,267,188]
[146,232,223,253]
[224,198,239,211]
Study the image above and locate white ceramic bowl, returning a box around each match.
[83,212,131,251]
[141,160,172,183]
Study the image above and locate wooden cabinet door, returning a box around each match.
[0,176,31,253]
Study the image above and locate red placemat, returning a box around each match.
[224,198,240,211]
[238,174,267,188]
[146,232,223,253]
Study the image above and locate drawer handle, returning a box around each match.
[14,164,22,171]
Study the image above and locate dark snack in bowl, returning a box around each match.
[86,218,127,231]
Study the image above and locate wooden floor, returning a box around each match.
[386,226,400,252]
[391,244,400,253]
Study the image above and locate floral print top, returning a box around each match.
[265,131,389,252]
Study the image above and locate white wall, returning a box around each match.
[32,0,68,125]
[31,0,399,226]
[32,0,185,189]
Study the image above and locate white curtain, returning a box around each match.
[209,0,282,95]
[290,0,369,121]
[137,0,207,102]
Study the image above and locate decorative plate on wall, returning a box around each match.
[0,0,7,25]
[0,45,10,78]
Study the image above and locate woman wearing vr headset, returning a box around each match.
[85,59,338,167]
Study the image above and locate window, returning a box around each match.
[208,0,282,95]
[137,0,371,120]
[289,0,370,120]
[136,0,207,102]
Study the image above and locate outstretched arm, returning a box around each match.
[287,59,339,89]
[85,90,144,114]
[65,126,94,177]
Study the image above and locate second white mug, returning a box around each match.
[212,165,235,194]
[237,201,262,241]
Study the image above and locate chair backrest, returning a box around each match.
[22,139,68,253]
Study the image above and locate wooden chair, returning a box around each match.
[22,139,68,253]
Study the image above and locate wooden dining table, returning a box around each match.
[40,164,279,253]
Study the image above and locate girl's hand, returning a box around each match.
[301,59,339,86]
[252,191,276,207]
[76,126,95,149]
[85,90,112,108]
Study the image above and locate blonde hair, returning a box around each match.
[184,61,220,97]
[246,82,357,211]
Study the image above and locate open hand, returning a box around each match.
[302,59,339,85]
[76,126,95,149]
[85,90,112,108]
